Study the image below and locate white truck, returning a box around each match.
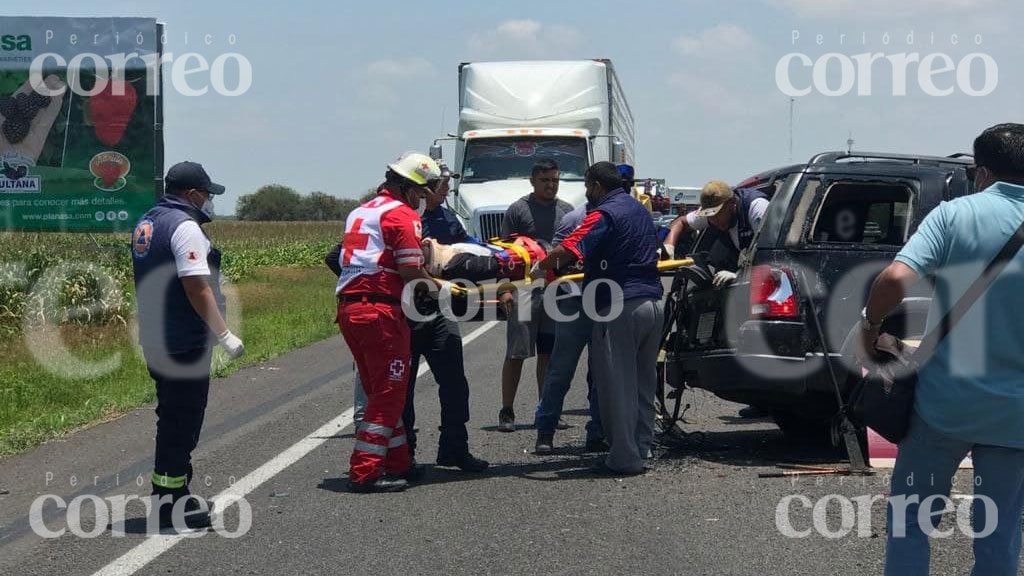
[430,59,635,241]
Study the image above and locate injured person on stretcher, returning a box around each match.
[422,234,574,283]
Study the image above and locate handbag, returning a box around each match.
[849,218,1024,444]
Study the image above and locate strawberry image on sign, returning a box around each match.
[94,161,122,188]
[88,81,138,147]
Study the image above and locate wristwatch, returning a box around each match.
[860,307,882,331]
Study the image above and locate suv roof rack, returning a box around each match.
[808,151,973,167]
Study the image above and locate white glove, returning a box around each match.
[217,329,245,360]
[712,270,737,289]
[663,244,675,259]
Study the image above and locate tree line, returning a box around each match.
[235,185,377,221]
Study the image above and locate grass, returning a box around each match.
[0,221,345,458]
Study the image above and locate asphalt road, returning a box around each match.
[0,319,985,576]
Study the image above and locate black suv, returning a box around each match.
[663,151,974,440]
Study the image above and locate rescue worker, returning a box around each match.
[402,162,489,472]
[131,161,244,529]
[330,164,489,473]
[662,179,770,419]
[662,179,769,278]
[337,152,443,493]
[538,161,663,475]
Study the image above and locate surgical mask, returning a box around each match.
[189,190,214,218]
[415,195,427,216]
[199,197,215,218]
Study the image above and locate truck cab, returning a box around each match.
[430,59,634,240]
[447,128,592,241]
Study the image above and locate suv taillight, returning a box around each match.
[750,265,798,318]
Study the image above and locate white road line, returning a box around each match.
[93,320,499,576]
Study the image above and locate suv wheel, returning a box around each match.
[772,411,832,446]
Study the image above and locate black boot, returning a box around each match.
[155,493,214,530]
[436,450,489,473]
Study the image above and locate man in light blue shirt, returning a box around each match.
[863,123,1024,576]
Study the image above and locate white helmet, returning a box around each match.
[388,152,441,186]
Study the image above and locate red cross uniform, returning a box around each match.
[336,188,423,483]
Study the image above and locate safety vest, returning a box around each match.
[132,195,226,355]
[335,196,407,294]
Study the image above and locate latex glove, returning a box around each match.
[435,279,456,295]
[217,329,245,360]
[712,270,737,289]
[663,244,675,259]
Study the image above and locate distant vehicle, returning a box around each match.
[668,186,700,209]
[662,152,974,443]
[430,60,635,240]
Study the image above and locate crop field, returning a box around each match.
[0,220,346,456]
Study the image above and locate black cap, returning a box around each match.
[165,161,226,195]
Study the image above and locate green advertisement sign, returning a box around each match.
[0,17,162,232]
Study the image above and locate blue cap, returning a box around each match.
[617,163,635,181]
[165,161,225,195]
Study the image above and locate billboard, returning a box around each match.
[0,17,162,232]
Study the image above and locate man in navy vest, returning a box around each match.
[538,161,664,475]
[132,161,244,529]
[662,179,770,286]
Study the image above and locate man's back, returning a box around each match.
[895,181,1024,447]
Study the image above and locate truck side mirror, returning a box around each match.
[611,139,624,163]
[429,144,443,160]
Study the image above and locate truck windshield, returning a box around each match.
[461,137,588,182]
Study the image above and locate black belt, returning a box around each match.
[338,293,401,305]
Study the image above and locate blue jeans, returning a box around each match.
[534,296,603,441]
[886,413,1024,576]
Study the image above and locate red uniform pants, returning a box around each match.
[338,300,413,483]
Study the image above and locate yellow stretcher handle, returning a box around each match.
[446,258,695,295]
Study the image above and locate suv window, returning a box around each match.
[808,182,912,245]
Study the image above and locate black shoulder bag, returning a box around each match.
[849,219,1024,444]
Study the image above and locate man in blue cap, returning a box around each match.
[132,161,244,529]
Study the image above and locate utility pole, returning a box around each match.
[788,97,794,162]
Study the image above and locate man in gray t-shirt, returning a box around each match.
[496,159,573,432]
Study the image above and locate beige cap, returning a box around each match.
[696,180,734,217]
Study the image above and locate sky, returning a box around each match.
[13,0,1024,213]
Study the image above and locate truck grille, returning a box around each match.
[476,211,505,242]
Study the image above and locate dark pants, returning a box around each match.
[146,346,212,497]
[403,316,471,458]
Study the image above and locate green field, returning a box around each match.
[0,221,345,457]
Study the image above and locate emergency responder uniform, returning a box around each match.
[338,152,441,493]
[403,162,488,472]
[132,161,244,528]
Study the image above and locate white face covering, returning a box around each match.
[190,190,215,218]
[415,195,427,216]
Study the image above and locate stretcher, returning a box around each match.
[444,258,696,295]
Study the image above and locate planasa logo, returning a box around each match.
[0,34,31,52]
